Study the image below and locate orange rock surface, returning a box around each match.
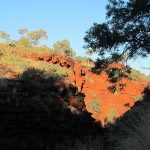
[67,61,146,125]
[5,53,148,125]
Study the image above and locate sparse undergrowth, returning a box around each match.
[0,44,71,78]
[89,99,101,113]
[106,108,118,124]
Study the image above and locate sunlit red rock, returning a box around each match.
[6,52,148,125]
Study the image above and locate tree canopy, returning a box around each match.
[27,29,48,46]
[86,49,94,56]
[18,28,28,38]
[53,39,76,57]
[86,49,94,66]
[84,0,150,61]
[0,30,10,42]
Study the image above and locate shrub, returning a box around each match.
[74,56,93,67]
[19,68,46,80]
[91,58,110,74]
[16,38,32,47]
[74,56,86,63]
[129,69,150,83]
[134,94,144,102]
[0,50,3,57]
[106,108,117,124]
[89,99,101,113]
[106,67,130,83]
[0,53,32,74]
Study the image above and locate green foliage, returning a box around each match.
[106,68,121,82]
[84,0,150,60]
[134,94,144,102]
[91,58,110,74]
[74,56,86,63]
[129,69,150,82]
[89,99,101,113]
[16,37,32,47]
[18,28,28,37]
[25,46,52,55]
[106,67,131,93]
[53,39,76,57]
[130,69,143,81]
[85,49,94,67]
[0,30,10,42]
[49,64,71,77]
[106,67,130,83]
[74,56,94,67]
[91,57,131,76]
[27,29,48,46]
[32,61,71,77]
[0,50,3,57]
[106,108,117,124]
[19,68,46,80]
[111,53,128,63]
[86,49,94,55]
[0,43,71,78]
[0,53,30,73]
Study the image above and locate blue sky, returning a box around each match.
[0,0,149,75]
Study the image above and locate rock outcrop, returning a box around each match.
[2,53,148,125]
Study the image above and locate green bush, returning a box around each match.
[19,68,46,80]
[91,58,110,74]
[134,94,144,102]
[89,99,101,113]
[16,38,32,47]
[0,50,3,57]
[129,69,150,82]
[106,67,130,83]
[74,56,86,63]
[106,108,117,124]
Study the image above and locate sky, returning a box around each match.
[0,0,149,75]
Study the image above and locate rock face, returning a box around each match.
[3,53,148,125]
[40,54,74,69]
[39,54,146,126]
[68,65,144,125]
